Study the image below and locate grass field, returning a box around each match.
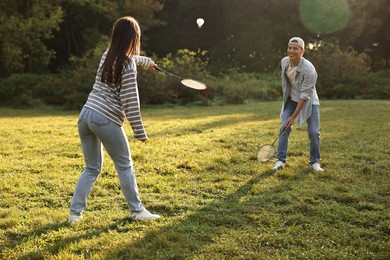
[0,100,389,259]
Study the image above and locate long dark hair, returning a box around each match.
[100,16,141,85]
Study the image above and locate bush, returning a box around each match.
[0,74,39,107]
[0,73,66,108]
[138,49,213,105]
[1,41,387,109]
[0,47,213,109]
[209,70,280,104]
[352,69,390,99]
[58,38,109,110]
[305,40,371,99]
[60,48,213,108]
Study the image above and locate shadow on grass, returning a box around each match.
[0,171,284,259]
[2,167,311,259]
[102,169,303,259]
[1,221,69,258]
[149,114,277,138]
[3,217,143,259]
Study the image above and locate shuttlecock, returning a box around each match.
[196,18,204,28]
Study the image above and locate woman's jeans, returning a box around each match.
[70,107,143,216]
[277,98,320,164]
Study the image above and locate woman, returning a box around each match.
[68,16,160,223]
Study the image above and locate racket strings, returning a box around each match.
[257,145,276,162]
[181,79,206,90]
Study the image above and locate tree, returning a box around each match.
[148,0,315,72]
[47,0,163,71]
[337,0,390,70]
[0,0,62,77]
[0,0,163,77]
[148,0,390,73]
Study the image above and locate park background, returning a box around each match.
[0,0,389,107]
[0,0,389,259]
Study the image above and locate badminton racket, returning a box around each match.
[257,125,288,162]
[155,66,207,90]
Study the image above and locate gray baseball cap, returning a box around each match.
[288,37,305,49]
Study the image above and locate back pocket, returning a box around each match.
[90,111,111,127]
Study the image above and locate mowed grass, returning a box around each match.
[0,100,389,259]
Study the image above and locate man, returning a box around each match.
[272,37,324,172]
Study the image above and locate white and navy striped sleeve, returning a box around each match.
[133,55,152,67]
[120,58,149,140]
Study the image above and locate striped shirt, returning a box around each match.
[84,52,151,140]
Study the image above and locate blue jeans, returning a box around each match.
[277,98,321,164]
[70,107,143,216]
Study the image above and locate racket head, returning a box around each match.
[256,144,276,162]
[181,79,207,90]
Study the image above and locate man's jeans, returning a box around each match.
[277,98,321,164]
[70,107,143,216]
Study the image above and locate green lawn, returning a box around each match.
[0,100,389,259]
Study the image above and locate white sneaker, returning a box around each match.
[131,208,160,221]
[272,160,285,170]
[310,162,324,172]
[68,214,82,224]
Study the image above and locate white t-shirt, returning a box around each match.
[286,65,300,102]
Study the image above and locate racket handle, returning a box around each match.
[155,66,183,80]
[271,125,289,146]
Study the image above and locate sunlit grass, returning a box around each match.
[0,100,389,259]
